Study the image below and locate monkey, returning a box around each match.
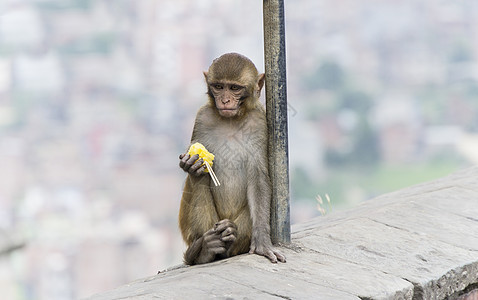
[178,53,286,265]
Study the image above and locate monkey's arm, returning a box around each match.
[179,106,214,177]
[247,166,286,263]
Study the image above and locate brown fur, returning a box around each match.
[178,53,285,265]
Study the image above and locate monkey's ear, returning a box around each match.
[257,73,265,91]
[203,71,208,81]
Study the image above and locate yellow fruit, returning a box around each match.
[187,143,214,172]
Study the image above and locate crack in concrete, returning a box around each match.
[210,272,291,299]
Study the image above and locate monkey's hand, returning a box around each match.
[200,220,237,262]
[186,219,237,265]
[214,219,237,249]
[249,233,286,263]
[179,153,207,177]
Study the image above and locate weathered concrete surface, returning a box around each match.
[87,166,478,300]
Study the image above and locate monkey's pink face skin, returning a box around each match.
[210,83,246,118]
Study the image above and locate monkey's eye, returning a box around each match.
[230,85,242,91]
[213,84,223,90]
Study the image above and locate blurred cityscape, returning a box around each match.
[0,0,477,299]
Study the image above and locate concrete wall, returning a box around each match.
[87,166,478,300]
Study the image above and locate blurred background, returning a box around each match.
[0,0,477,299]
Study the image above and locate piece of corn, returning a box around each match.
[187,142,214,172]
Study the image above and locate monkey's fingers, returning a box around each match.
[249,247,278,263]
[220,226,237,243]
[220,226,237,240]
[221,234,236,243]
[187,156,206,176]
[264,249,285,264]
[203,228,219,238]
[205,238,225,247]
[186,154,200,167]
[214,222,237,238]
[265,250,279,263]
[193,164,207,177]
[249,242,286,264]
[215,219,237,230]
[179,153,198,171]
[204,238,226,255]
[222,226,236,236]
[209,246,227,255]
[179,153,190,168]
[274,250,286,263]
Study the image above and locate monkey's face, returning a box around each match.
[209,82,249,118]
[204,53,264,118]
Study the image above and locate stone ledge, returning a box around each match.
[87,166,478,300]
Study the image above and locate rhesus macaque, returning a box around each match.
[178,53,286,265]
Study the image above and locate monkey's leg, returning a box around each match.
[180,175,220,265]
[226,210,252,257]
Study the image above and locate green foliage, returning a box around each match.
[353,122,381,165]
[291,167,322,201]
[325,88,380,167]
[291,166,351,207]
[417,82,478,129]
[363,160,462,192]
[292,160,463,209]
[324,126,380,168]
[305,60,345,91]
[338,89,374,113]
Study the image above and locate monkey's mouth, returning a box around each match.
[218,108,238,117]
